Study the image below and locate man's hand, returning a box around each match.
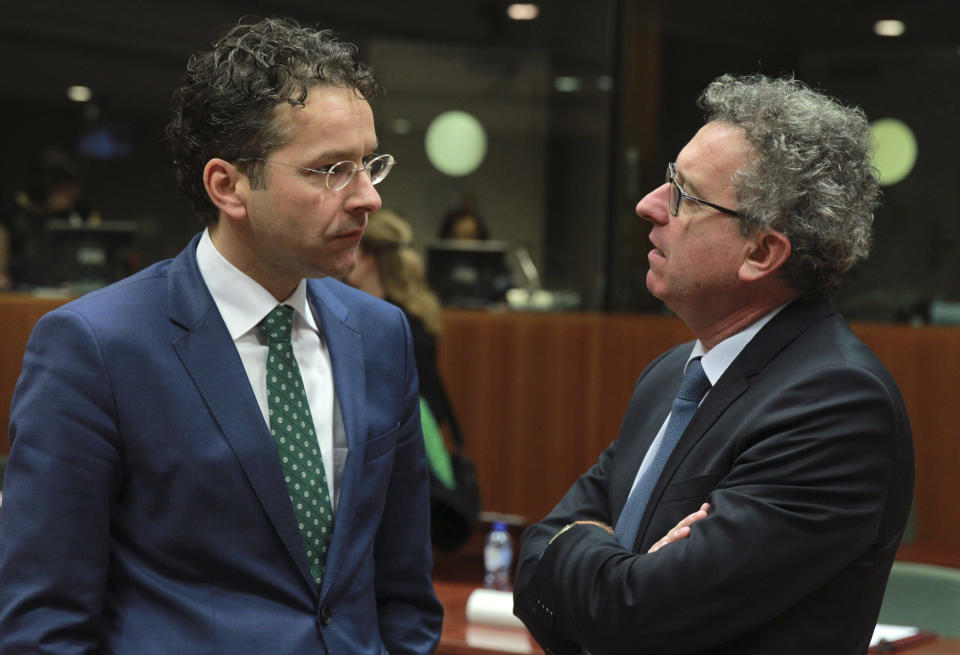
[548,506,709,552]
[647,503,710,553]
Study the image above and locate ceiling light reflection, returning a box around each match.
[553,76,582,93]
[507,4,539,20]
[67,85,92,102]
[874,20,905,37]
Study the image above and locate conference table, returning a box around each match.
[433,581,960,655]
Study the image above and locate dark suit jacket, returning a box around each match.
[514,299,914,655]
[0,235,443,654]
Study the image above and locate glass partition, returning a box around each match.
[0,0,956,322]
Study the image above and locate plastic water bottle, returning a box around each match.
[483,521,513,590]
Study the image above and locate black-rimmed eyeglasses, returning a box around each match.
[666,162,740,218]
[241,154,396,191]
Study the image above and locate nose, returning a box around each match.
[345,170,382,215]
[636,181,670,226]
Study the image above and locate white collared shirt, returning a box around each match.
[624,303,789,497]
[195,230,346,508]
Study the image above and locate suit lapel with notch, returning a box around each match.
[629,298,836,548]
[306,279,368,599]
[167,234,319,593]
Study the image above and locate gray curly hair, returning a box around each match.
[167,17,379,225]
[698,74,879,298]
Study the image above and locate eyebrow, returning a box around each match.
[674,165,704,198]
[307,142,381,166]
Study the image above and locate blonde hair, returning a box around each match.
[361,210,444,336]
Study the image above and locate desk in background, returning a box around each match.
[433,581,960,655]
[872,638,960,654]
[435,581,543,655]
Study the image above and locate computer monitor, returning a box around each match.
[41,219,139,290]
[426,239,515,308]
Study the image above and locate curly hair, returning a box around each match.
[167,17,379,225]
[698,74,879,298]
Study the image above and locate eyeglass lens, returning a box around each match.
[327,155,394,190]
[665,165,681,216]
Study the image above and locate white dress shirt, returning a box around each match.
[195,230,346,508]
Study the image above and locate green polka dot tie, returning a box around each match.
[259,304,334,589]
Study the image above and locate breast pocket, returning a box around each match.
[659,472,722,504]
[364,422,400,463]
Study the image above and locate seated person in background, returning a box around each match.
[513,74,914,654]
[0,149,102,288]
[437,206,489,241]
[348,209,478,551]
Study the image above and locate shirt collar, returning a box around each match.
[195,229,319,340]
[688,302,790,385]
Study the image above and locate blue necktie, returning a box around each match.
[614,357,711,548]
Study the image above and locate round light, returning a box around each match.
[596,75,614,92]
[874,19,905,37]
[553,76,582,93]
[67,85,92,102]
[391,117,412,135]
[424,110,487,177]
[870,118,917,186]
[507,3,539,20]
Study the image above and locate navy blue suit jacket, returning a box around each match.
[0,235,442,654]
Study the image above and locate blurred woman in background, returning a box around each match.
[347,209,478,551]
[348,210,446,416]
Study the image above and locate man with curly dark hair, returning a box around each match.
[514,74,914,654]
[0,17,442,655]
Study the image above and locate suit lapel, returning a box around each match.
[167,235,318,592]
[631,298,836,547]
[307,279,367,598]
[610,349,684,522]
[642,365,749,522]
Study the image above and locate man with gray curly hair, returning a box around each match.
[514,74,914,654]
[0,17,442,655]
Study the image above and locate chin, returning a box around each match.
[317,258,358,281]
[338,259,359,277]
[645,272,666,301]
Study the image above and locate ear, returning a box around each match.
[202,158,248,223]
[739,230,791,283]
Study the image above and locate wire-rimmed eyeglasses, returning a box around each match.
[666,162,740,218]
[241,154,396,191]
